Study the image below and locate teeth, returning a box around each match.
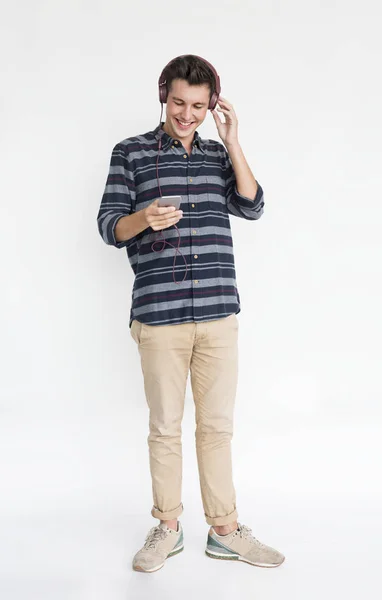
[178,119,192,126]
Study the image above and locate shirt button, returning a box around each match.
[183,154,187,159]
[191,203,195,208]
[194,280,199,284]
[192,229,196,234]
[189,178,193,182]
[174,141,178,145]
[194,254,198,259]
[171,145,175,149]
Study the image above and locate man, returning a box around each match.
[97,55,285,573]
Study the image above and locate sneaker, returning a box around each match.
[132,522,184,573]
[205,522,285,568]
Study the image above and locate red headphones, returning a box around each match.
[158,54,221,110]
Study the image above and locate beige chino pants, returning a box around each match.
[130,313,239,526]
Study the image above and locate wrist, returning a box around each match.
[140,206,149,228]
[225,140,241,153]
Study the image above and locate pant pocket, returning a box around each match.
[130,319,145,344]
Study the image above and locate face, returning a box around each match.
[163,78,211,146]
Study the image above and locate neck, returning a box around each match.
[162,120,194,150]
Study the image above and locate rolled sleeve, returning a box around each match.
[223,149,264,220]
[97,143,136,248]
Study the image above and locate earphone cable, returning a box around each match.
[151,103,188,285]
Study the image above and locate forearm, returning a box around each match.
[226,142,258,200]
[115,209,148,242]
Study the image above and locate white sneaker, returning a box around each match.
[206,523,285,568]
[132,522,184,573]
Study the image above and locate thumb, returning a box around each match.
[211,110,220,125]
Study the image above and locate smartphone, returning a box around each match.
[157,195,182,209]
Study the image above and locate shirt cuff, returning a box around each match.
[112,214,132,249]
[233,182,264,209]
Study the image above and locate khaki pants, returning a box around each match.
[130,313,239,526]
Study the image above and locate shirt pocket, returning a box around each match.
[204,175,228,217]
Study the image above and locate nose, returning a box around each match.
[181,105,193,120]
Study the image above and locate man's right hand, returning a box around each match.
[144,199,183,231]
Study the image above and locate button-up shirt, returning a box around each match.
[97,122,264,327]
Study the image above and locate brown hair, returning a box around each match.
[162,55,216,99]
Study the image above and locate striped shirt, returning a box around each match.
[97,122,264,327]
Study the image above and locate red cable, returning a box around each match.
[151,104,189,284]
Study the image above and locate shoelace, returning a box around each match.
[237,523,266,548]
[143,526,168,550]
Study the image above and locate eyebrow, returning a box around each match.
[172,96,206,106]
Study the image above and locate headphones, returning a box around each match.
[158,54,221,110]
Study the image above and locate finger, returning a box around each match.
[153,215,181,230]
[212,110,222,124]
[156,209,183,221]
[217,97,232,108]
[217,107,235,119]
[217,103,234,113]
[166,209,182,217]
[154,205,177,215]
[218,103,234,115]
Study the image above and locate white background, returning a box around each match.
[1,0,382,598]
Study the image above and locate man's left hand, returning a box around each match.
[211,96,239,147]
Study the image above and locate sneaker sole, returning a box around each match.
[205,548,284,568]
[133,544,184,573]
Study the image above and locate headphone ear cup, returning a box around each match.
[209,93,218,111]
[159,84,167,104]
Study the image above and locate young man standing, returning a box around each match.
[97,55,285,572]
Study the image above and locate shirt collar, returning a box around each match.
[153,122,205,153]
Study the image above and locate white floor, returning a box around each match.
[1,494,381,600]
[1,409,381,600]
[0,422,382,600]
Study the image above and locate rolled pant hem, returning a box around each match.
[205,508,239,526]
[151,502,184,521]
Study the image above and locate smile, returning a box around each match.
[175,118,195,129]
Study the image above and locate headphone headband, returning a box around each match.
[158,54,221,110]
